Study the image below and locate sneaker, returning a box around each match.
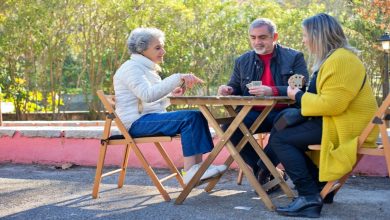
[183,164,220,184]
[209,164,228,173]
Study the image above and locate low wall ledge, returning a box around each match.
[0,126,120,139]
[0,121,217,139]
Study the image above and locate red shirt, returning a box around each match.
[259,53,277,93]
[253,53,280,111]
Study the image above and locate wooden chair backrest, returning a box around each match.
[313,94,390,199]
[358,94,390,149]
[96,90,136,145]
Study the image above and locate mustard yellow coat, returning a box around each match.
[301,48,379,181]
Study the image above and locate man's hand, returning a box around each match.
[287,86,300,100]
[172,87,185,97]
[218,85,233,96]
[248,85,272,96]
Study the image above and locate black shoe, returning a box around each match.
[256,168,271,185]
[270,169,289,190]
[323,191,335,204]
[276,194,323,218]
[255,168,288,194]
[318,182,335,204]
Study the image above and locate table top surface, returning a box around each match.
[168,95,294,105]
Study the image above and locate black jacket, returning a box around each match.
[228,44,309,96]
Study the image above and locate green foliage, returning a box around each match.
[0,0,387,118]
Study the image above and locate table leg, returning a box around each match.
[206,104,294,200]
[174,105,252,205]
[222,132,276,210]
[204,105,273,191]
[202,105,276,210]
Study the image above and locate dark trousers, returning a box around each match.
[222,109,282,173]
[261,118,323,196]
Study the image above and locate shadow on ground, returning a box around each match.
[0,164,389,219]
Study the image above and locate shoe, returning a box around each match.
[256,168,271,185]
[323,191,335,204]
[209,164,228,173]
[318,182,335,204]
[256,168,288,194]
[183,164,219,184]
[276,194,323,218]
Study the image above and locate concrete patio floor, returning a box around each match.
[0,163,389,219]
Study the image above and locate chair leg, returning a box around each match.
[237,169,244,185]
[384,152,390,177]
[379,123,390,177]
[118,144,132,188]
[236,133,266,185]
[92,143,108,199]
[320,154,364,199]
[154,142,185,188]
[129,142,171,201]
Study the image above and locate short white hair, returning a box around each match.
[249,18,277,36]
[127,28,165,54]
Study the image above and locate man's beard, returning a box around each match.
[254,47,266,55]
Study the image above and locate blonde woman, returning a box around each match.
[260,13,378,218]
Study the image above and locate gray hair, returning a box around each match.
[249,18,277,36]
[302,13,359,71]
[127,28,165,54]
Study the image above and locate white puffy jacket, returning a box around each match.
[113,54,181,130]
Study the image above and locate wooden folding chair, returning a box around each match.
[92,90,185,201]
[309,94,390,199]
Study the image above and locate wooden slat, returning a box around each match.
[262,177,280,192]
[308,144,321,150]
[358,147,384,156]
[159,173,178,183]
[101,168,123,178]
[134,136,173,143]
[309,144,384,156]
[215,117,235,124]
[107,136,174,145]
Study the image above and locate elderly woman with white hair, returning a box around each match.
[113,27,226,184]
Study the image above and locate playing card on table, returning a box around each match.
[288,74,305,89]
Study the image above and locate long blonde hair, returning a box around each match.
[302,13,359,71]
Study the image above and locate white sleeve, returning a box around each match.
[124,66,181,103]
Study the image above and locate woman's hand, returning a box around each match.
[180,73,204,89]
[172,87,185,97]
[287,86,301,100]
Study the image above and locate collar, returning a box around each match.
[131,54,162,72]
[253,44,281,64]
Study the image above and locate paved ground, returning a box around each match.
[0,163,389,220]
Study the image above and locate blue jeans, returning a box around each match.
[129,110,213,157]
